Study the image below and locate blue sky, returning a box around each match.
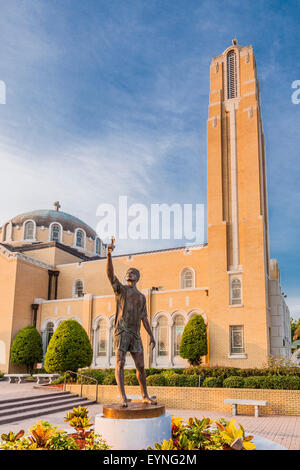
[0,0,299,318]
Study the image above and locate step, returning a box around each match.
[0,393,79,411]
[0,391,72,406]
[0,399,97,425]
[0,396,89,418]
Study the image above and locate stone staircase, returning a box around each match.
[0,391,97,425]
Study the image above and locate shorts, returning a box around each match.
[114,331,143,354]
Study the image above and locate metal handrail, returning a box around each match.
[63,370,98,403]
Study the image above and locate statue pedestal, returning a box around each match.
[94,403,171,450]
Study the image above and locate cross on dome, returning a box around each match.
[53,201,61,212]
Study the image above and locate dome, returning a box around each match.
[8,209,97,239]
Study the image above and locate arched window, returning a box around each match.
[24,220,35,240]
[50,223,61,242]
[95,238,101,255]
[230,278,242,305]
[45,322,54,349]
[181,268,195,289]
[157,316,169,357]
[97,319,107,357]
[227,50,237,99]
[76,229,84,248]
[173,315,185,356]
[73,279,84,298]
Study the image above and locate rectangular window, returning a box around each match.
[230,325,244,354]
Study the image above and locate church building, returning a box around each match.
[0,41,291,373]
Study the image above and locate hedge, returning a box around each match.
[243,375,300,390]
[56,366,300,390]
[167,373,198,387]
[202,377,222,388]
[223,376,245,388]
[146,374,167,386]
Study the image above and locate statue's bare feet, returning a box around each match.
[142,396,157,405]
[120,397,129,407]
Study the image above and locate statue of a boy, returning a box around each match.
[106,239,157,407]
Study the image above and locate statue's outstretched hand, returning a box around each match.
[150,337,156,350]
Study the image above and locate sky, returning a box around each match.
[0,0,299,318]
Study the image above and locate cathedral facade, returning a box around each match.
[0,41,291,373]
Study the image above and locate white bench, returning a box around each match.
[32,374,60,384]
[224,398,268,417]
[4,374,31,384]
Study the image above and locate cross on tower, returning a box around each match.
[54,201,61,212]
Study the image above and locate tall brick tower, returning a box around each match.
[206,39,286,367]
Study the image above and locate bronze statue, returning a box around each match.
[106,238,157,407]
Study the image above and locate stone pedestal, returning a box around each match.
[94,402,171,450]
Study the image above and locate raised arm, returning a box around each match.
[106,243,115,284]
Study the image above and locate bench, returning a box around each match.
[224,398,268,417]
[32,374,60,384]
[4,374,31,384]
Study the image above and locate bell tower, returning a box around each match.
[207,40,272,367]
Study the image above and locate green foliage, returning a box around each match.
[202,377,222,388]
[64,406,92,438]
[1,430,24,442]
[223,376,245,388]
[102,373,117,385]
[10,326,43,374]
[291,317,300,341]
[166,373,198,387]
[124,374,139,385]
[46,432,79,450]
[76,369,105,385]
[179,316,208,366]
[146,374,167,386]
[148,416,256,451]
[44,320,93,373]
[82,431,111,450]
[244,375,300,390]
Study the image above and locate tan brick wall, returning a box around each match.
[66,384,300,416]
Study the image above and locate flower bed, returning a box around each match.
[147,416,256,450]
[0,407,110,451]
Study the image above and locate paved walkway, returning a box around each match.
[0,382,299,450]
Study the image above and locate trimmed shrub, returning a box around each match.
[44,320,93,373]
[243,376,265,389]
[77,369,106,385]
[161,369,183,380]
[179,316,207,366]
[124,374,139,386]
[145,368,166,376]
[244,375,300,390]
[102,373,117,385]
[202,377,222,388]
[124,369,136,376]
[167,373,199,387]
[146,374,167,386]
[10,326,43,374]
[223,376,245,388]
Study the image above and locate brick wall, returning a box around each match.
[66,384,300,416]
